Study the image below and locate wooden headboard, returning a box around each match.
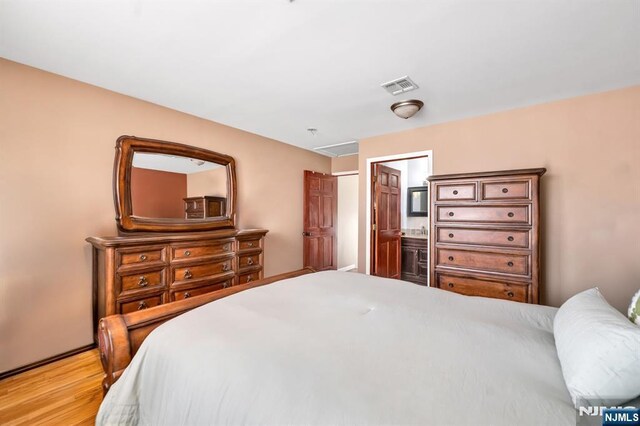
[98,268,315,394]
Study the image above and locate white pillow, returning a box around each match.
[554,287,640,406]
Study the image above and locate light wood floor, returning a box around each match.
[0,350,103,425]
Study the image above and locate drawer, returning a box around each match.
[481,180,530,200]
[436,273,528,302]
[437,228,530,249]
[171,280,233,301]
[171,240,234,261]
[172,258,233,284]
[436,205,530,224]
[435,182,477,201]
[119,269,165,294]
[118,294,164,314]
[238,238,261,251]
[117,246,165,267]
[238,270,262,284]
[239,253,260,268]
[437,248,529,276]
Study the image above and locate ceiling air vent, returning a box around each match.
[313,141,359,157]
[381,76,419,96]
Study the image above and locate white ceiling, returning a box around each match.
[133,152,223,174]
[1,1,639,154]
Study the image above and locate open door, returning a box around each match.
[303,170,337,271]
[372,164,402,278]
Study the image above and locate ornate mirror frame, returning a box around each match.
[114,135,237,233]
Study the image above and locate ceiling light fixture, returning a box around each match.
[390,99,424,119]
[307,128,318,136]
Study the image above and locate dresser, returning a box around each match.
[87,228,267,336]
[428,168,545,303]
[184,196,226,219]
[401,236,429,285]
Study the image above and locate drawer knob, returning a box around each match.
[184,250,191,257]
[502,188,509,193]
[247,275,253,282]
[448,282,454,288]
[508,212,514,218]
[507,236,514,242]
[224,244,231,251]
[448,233,454,238]
[222,263,229,272]
[448,256,454,261]
[248,258,254,265]
[507,261,514,267]
[137,301,147,310]
[138,276,148,287]
[452,190,459,195]
[248,242,254,247]
[223,281,230,289]
[184,269,192,279]
[184,292,191,299]
[139,254,147,261]
[448,212,454,217]
[507,291,514,298]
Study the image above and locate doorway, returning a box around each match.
[366,151,433,285]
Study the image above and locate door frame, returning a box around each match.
[365,150,433,279]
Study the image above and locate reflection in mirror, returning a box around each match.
[407,186,428,217]
[131,152,227,219]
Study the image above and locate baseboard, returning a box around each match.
[338,264,356,272]
[0,343,96,381]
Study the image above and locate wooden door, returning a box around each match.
[372,164,402,278]
[303,171,337,271]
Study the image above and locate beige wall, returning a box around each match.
[0,58,330,373]
[331,154,358,174]
[359,86,640,312]
[337,174,359,270]
[187,166,228,198]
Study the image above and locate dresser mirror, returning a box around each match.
[114,136,236,232]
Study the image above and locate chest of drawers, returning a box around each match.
[428,168,545,303]
[87,228,267,338]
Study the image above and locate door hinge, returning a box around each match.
[372,224,377,231]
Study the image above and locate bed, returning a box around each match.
[96,270,576,425]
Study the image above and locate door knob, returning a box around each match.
[302,232,311,237]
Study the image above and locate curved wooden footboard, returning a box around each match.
[98,268,315,394]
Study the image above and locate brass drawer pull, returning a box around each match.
[247,275,253,283]
[448,212,455,217]
[507,261,514,267]
[448,233,454,238]
[453,190,459,195]
[138,276,148,287]
[184,250,191,257]
[223,281,230,289]
[139,254,147,261]
[183,292,191,299]
[138,301,147,310]
[508,212,514,218]
[223,243,231,251]
[184,269,193,279]
[448,256,454,261]
[502,188,509,193]
[248,242,254,247]
[248,258,254,266]
[507,291,514,298]
[507,236,514,242]
[448,282,454,288]
[222,263,229,272]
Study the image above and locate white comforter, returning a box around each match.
[97,271,575,425]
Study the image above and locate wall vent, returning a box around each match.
[313,140,359,157]
[381,76,419,95]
